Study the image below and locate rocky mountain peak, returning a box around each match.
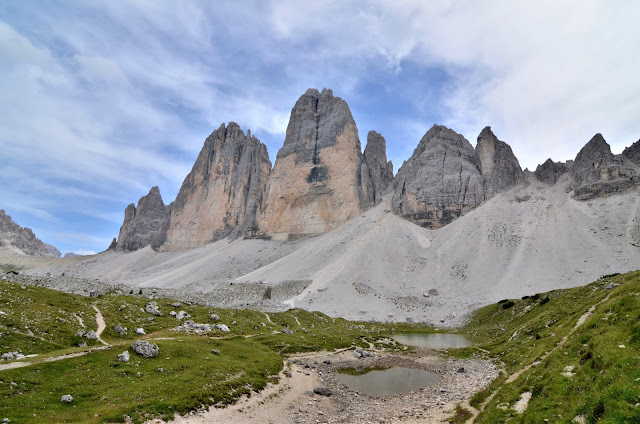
[0,209,60,257]
[257,88,374,239]
[475,126,524,198]
[570,133,640,199]
[113,186,170,251]
[363,130,394,204]
[391,124,484,228]
[161,122,271,250]
[534,158,568,185]
[623,139,640,165]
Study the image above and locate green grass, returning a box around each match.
[447,405,473,423]
[457,271,640,423]
[0,280,422,423]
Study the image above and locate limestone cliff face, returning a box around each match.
[363,130,394,204]
[391,125,485,229]
[0,210,60,257]
[161,123,271,249]
[534,159,568,185]
[114,186,170,251]
[623,139,640,166]
[257,88,373,239]
[475,127,524,197]
[570,134,640,200]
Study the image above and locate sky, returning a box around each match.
[1,1,639,255]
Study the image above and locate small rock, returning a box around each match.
[136,372,141,377]
[313,387,332,397]
[231,321,237,325]
[2,418,10,423]
[323,360,331,364]
[60,394,73,403]
[135,328,146,335]
[118,351,130,362]
[210,313,220,321]
[171,302,181,308]
[284,370,292,377]
[131,340,159,358]
[84,330,97,340]
[157,367,163,372]
[214,324,230,332]
[212,349,220,355]
[457,367,465,373]
[169,311,177,317]
[74,329,86,338]
[176,310,190,320]
[113,325,127,335]
[282,328,294,335]
[145,302,162,316]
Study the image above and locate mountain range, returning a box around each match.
[5,88,640,325]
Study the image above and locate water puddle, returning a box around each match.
[391,333,475,349]
[335,367,440,396]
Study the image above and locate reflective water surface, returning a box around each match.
[335,367,441,396]
[391,333,475,349]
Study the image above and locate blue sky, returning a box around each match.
[1,1,639,255]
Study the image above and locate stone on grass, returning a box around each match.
[74,329,86,337]
[214,324,230,332]
[282,328,294,335]
[118,351,130,362]
[212,349,220,355]
[145,301,162,316]
[210,313,220,321]
[169,311,177,317]
[113,325,127,335]
[60,394,73,403]
[131,340,159,358]
[171,302,181,308]
[135,328,146,335]
[84,330,97,340]
[176,310,190,320]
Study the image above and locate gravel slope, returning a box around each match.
[15,174,640,326]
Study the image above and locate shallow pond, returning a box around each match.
[391,333,475,349]
[335,367,441,396]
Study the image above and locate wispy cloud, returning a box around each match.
[0,1,638,253]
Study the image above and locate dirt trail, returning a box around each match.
[0,346,112,372]
[466,293,612,422]
[91,304,109,345]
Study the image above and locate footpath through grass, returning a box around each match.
[0,280,428,423]
[455,271,640,423]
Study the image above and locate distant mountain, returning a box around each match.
[110,87,640,251]
[0,210,60,257]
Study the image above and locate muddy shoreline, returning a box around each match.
[152,347,498,424]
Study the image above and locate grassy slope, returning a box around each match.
[458,271,640,423]
[0,280,428,423]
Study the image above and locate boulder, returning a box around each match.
[84,330,97,340]
[174,321,212,334]
[175,310,190,320]
[118,350,130,362]
[131,340,159,358]
[313,387,333,396]
[145,302,162,316]
[112,325,127,335]
[282,328,294,335]
[214,324,230,332]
